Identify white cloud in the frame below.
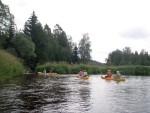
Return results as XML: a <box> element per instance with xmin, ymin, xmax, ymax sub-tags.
<box><xmin>121</xmin><ymin>28</ymin><xmax>150</xmax><ymax>39</ymax></box>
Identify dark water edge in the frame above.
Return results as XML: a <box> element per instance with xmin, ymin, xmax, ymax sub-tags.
<box><xmin>0</xmin><ymin>75</ymin><xmax>150</xmax><ymax>113</ymax></box>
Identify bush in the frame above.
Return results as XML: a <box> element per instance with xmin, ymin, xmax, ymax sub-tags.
<box><xmin>135</xmin><ymin>66</ymin><xmax>150</xmax><ymax>75</ymax></box>
<box><xmin>35</xmin><ymin>62</ymin><xmax>101</xmax><ymax>74</ymax></box>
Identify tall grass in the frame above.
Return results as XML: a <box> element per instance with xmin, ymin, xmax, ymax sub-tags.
<box><xmin>98</xmin><ymin>65</ymin><xmax>136</xmax><ymax>75</ymax></box>
<box><xmin>0</xmin><ymin>49</ymin><xmax>26</xmax><ymax>83</ymax></box>
<box><xmin>35</xmin><ymin>62</ymin><xmax>150</xmax><ymax>75</ymax></box>
<box><xmin>35</xmin><ymin>62</ymin><xmax>101</xmax><ymax>74</ymax></box>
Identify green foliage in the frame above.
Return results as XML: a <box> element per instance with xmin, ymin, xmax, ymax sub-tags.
<box><xmin>53</xmin><ymin>24</ymin><xmax>72</xmax><ymax>62</ymax></box>
<box><xmin>71</xmin><ymin>66</ymin><xmax>80</xmax><ymax>74</ymax></box>
<box><xmin>55</xmin><ymin>66</ymin><xmax>66</xmax><ymax>74</ymax></box>
<box><xmin>78</xmin><ymin>33</ymin><xmax>92</xmax><ymax>63</ymax></box>
<box><xmin>91</xmin><ymin>66</ymin><xmax>101</xmax><ymax>74</ymax></box>
<box><xmin>35</xmin><ymin>62</ymin><xmax>101</xmax><ymax>74</ymax></box>
<box><xmin>36</xmin><ymin>63</ymin><xmax>150</xmax><ymax>75</ymax></box>
<box><xmin>11</xmin><ymin>32</ymin><xmax>36</xmax><ymax>69</ymax></box>
<box><xmin>135</xmin><ymin>66</ymin><xmax>150</xmax><ymax>75</ymax></box>
<box><xmin>106</xmin><ymin>47</ymin><xmax>150</xmax><ymax>66</ymax></box>
<box><xmin>0</xmin><ymin>0</ymin><xmax>15</xmax><ymax>49</ymax></box>
<box><xmin>0</xmin><ymin>49</ymin><xmax>25</xmax><ymax>83</ymax></box>
<box><xmin>24</xmin><ymin>12</ymin><xmax>54</xmax><ymax>68</ymax></box>
<box><xmin>0</xmin><ymin>34</ymin><xmax>7</xmax><ymax>48</ymax></box>
<box><xmin>0</xmin><ymin>1</ymin><xmax>93</xmax><ymax>71</ymax></box>
<box><xmin>99</xmin><ymin>65</ymin><xmax>150</xmax><ymax>75</ymax></box>
<box><xmin>0</xmin><ymin>0</ymin><xmax>13</xmax><ymax>30</ymax></box>
<box><xmin>12</xmin><ymin>32</ymin><xmax>36</xmax><ymax>58</ymax></box>
<box><xmin>72</xmin><ymin>45</ymin><xmax>79</xmax><ymax>63</ymax></box>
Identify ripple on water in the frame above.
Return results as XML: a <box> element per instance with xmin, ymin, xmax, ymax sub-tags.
<box><xmin>1</xmin><ymin>75</ymin><xmax>150</xmax><ymax>113</ymax></box>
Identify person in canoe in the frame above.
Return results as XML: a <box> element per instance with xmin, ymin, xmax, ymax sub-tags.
<box><xmin>105</xmin><ymin>70</ymin><xmax>112</xmax><ymax>78</ymax></box>
<box><xmin>79</xmin><ymin>70</ymin><xmax>84</xmax><ymax>76</ymax></box>
<box><xmin>115</xmin><ymin>71</ymin><xmax>121</xmax><ymax>78</ymax></box>
<box><xmin>83</xmin><ymin>70</ymin><xmax>88</xmax><ymax>76</ymax></box>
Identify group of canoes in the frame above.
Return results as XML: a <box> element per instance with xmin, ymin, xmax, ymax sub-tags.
<box><xmin>37</xmin><ymin>69</ymin><xmax>125</xmax><ymax>81</ymax></box>
<box><xmin>76</xmin><ymin>70</ymin><xmax>125</xmax><ymax>81</ymax></box>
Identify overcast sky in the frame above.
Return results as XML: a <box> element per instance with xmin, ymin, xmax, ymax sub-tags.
<box><xmin>3</xmin><ymin>0</ymin><xmax>150</xmax><ymax>63</ymax></box>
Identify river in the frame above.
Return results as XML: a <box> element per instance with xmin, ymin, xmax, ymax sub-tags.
<box><xmin>0</xmin><ymin>74</ymin><xmax>150</xmax><ymax>113</ymax></box>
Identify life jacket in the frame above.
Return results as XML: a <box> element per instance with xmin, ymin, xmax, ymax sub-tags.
<box><xmin>107</xmin><ymin>72</ymin><xmax>112</xmax><ymax>77</ymax></box>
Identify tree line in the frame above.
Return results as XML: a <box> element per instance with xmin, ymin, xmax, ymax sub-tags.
<box><xmin>1</xmin><ymin>0</ymin><xmax>150</xmax><ymax>72</ymax></box>
<box><xmin>0</xmin><ymin>0</ymin><xmax>92</xmax><ymax>71</ymax></box>
<box><xmin>106</xmin><ymin>47</ymin><xmax>150</xmax><ymax>66</ymax></box>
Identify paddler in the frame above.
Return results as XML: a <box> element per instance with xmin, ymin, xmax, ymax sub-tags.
<box><xmin>105</xmin><ymin>70</ymin><xmax>112</xmax><ymax>78</ymax></box>
<box><xmin>115</xmin><ymin>71</ymin><xmax>121</xmax><ymax>78</ymax></box>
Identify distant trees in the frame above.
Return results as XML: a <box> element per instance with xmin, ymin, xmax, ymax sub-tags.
<box><xmin>106</xmin><ymin>47</ymin><xmax>150</xmax><ymax>66</ymax></box>
<box><xmin>78</xmin><ymin>33</ymin><xmax>92</xmax><ymax>63</ymax></box>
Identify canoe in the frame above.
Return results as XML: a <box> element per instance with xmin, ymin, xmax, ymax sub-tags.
<box><xmin>101</xmin><ymin>75</ymin><xmax>125</xmax><ymax>81</ymax></box>
<box><xmin>76</xmin><ymin>74</ymin><xmax>89</xmax><ymax>79</ymax></box>
<box><xmin>38</xmin><ymin>72</ymin><xmax>57</xmax><ymax>76</ymax></box>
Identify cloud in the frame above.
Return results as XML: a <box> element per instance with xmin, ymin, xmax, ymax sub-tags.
<box><xmin>121</xmin><ymin>28</ymin><xmax>150</xmax><ymax>39</ymax></box>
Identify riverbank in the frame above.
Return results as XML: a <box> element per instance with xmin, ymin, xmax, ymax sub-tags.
<box><xmin>35</xmin><ymin>62</ymin><xmax>150</xmax><ymax>75</ymax></box>
<box><xmin>0</xmin><ymin>49</ymin><xmax>26</xmax><ymax>84</ymax></box>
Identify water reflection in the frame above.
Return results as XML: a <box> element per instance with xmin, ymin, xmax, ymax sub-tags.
<box><xmin>0</xmin><ymin>75</ymin><xmax>150</xmax><ymax>113</ymax></box>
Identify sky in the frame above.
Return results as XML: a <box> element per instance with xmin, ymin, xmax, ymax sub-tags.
<box><xmin>2</xmin><ymin>0</ymin><xmax>150</xmax><ymax>63</ymax></box>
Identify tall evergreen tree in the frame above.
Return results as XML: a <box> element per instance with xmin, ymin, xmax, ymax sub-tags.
<box><xmin>24</xmin><ymin>11</ymin><xmax>38</xmax><ymax>42</ymax></box>
<box><xmin>44</xmin><ymin>24</ymin><xmax>52</xmax><ymax>36</ymax></box>
<box><xmin>24</xmin><ymin>11</ymin><xmax>51</xmax><ymax>69</ymax></box>
<box><xmin>5</xmin><ymin>16</ymin><xmax>16</xmax><ymax>49</ymax></box>
<box><xmin>72</xmin><ymin>44</ymin><xmax>79</xmax><ymax>63</ymax></box>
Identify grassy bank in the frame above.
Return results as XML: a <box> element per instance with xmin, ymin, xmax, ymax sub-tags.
<box><xmin>35</xmin><ymin>62</ymin><xmax>150</xmax><ymax>75</ymax></box>
<box><xmin>99</xmin><ymin>65</ymin><xmax>150</xmax><ymax>75</ymax></box>
<box><xmin>0</xmin><ymin>49</ymin><xmax>26</xmax><ymax>83</ymax></box>
<box><xmin>35</xmin><ymin>62</ymin><xmax>101</xmax><ymax>74</ymax></box>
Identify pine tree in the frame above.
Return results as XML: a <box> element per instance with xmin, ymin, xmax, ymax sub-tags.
<box><xmin>72</xmin><ymin>44</ymin><xmax>79</xmax><ymax>63</ymax></box>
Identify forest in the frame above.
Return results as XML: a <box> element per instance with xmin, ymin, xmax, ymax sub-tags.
<box><xmin>1</xmin><ymin>0</ymin><xmax>150</xmax><ymax>73</ymax></box>
<box><xmin>0</xmin><ymin>0</ymin><xmax>93</xmax><ymax>71</ymax></box>
<box><xmin>106</xmin><ymin>47</ymin><xmax>150</xmax><ymax>66</ymax></box>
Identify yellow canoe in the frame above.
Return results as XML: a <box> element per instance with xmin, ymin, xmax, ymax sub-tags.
<box><xmin>101</xmin><ymin>75</ymin><xmax>125</xmax><ymax>81</ymax></box>
<box><xmin>76</xmin><ymin>74</ymin><xmax>89</xmax><ymax>79</ymax></box>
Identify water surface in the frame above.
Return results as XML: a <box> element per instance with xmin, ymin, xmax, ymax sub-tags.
<box><xmin>0</xmin><ymin>75</ymin><xmax>150</xmax><ymax>113</ymax></box>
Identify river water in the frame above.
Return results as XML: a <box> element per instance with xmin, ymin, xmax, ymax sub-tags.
<box><xmin>0</xmin><ymin>75</ymin><xmax>150</xmax><ymax>113</ymax></box>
